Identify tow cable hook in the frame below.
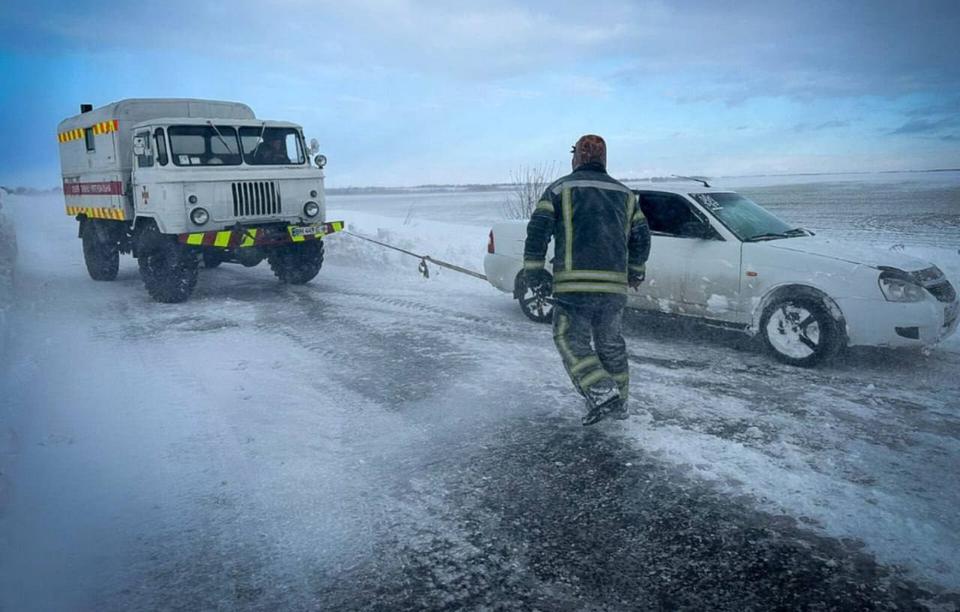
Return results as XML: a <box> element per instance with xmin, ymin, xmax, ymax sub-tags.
<box><xmin>343</xmin><ymin>230</ymin><xmax>487</xmax><ymax>282</ymax></box>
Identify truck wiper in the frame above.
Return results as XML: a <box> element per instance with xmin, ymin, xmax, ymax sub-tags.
<box><xmin>250</xmin><ymin>121</ymin><xmax>267</xmax><ymax>158</ymax></box>
<box><xmin>206</xmin><ymin>121</ymin><xmax>235</xmax><ymax>155</ymax></box>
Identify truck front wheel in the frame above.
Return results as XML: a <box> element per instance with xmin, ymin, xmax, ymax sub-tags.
<box><xmin>267</xmin><ymin>241</ymin><xmax>324</xmax><ymax>284</ymax></box>
<box><xmin>202</xmin><ymin>250</ymin><xmax>223</xmax><ymax>269</ymax></box>
<box><xmin>81</xmin><ymin>220</ymin><xmax>119</xmax><ymax>281</ymax></box>
<box><xmin>138</xmin><ymin>239</ymin><xmax>199</xmax><ymax>303</ymax></box>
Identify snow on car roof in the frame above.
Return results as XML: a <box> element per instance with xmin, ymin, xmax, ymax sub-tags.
<box><xmin>625</xmin><ymin>181</ymin><xmax>733</xmax><ymax>195</ymax></box>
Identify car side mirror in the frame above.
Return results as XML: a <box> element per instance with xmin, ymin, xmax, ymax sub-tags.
<box><xmin>308</xmin><ymin>138</ymin><xmax>320</xmax><ymax>155</ymax></box>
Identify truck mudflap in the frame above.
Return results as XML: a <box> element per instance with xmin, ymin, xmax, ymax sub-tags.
<box><xmin>178</xmin><ymin>221</ymin><xmax>344</xmax><ymax>249</ymax></box>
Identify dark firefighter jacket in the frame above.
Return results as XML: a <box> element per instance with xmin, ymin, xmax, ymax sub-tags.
<box><xmin>524</xmin><ymin>162</ymin><xmax>651</xmax><ymax>296</ymax></box>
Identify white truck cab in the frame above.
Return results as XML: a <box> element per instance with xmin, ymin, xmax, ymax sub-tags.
<box><xmin>57</xmin><ymin>98</ymin><xmax>342</xmax><ymax>302</ymax></box>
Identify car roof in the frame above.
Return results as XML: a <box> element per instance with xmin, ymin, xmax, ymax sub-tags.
<box><xmin>625</xmin><ymin>181</ymin><xmax>733</xmax><ymax>195</ymax></box>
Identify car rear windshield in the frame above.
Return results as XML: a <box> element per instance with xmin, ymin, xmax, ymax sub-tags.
<box><xmin>690</xmin><ymin>192</ymin><xmax>793</xmax><ymax>240</ymax></box>
<box><xmin>239</xmin><ymin>127</ymin><xmax>305</xmax><ymax>165</ymax></box>
<box><xmin>168</xmin><ymin>126</ymin><xmax>241</xmax><ymax>166</ymax></box>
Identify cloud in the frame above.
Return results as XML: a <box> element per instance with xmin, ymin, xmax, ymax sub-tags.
<box><xmin>904</xmin><ymin>99</ymin><xmax>960</xmax><ymax>117</ymax></box>
<box><xmin>794</xmin><ymin>120</ymin><xmax>851</xmax><ymax>132</ymax></box>
<box><xmin>5</xmin><ymin>0</ymin><xmax>957</xmax><ymax>100</ymax></box>
<box><xmin>889</xmin><ymin>117</ymin><xmax>959</xmax><ymax>135</ymax></box>
<box><xmin>0</xmin><ymin>0</ymin><xmax>639</xmax><ymax>81</ymax></box>
<box><xmin>616</xmin><ymin>0</ymin><xmax>960</xmax><ymax>103</ymax></box>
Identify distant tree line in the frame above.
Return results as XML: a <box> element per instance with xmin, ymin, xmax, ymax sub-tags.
<box><xmin>0</xmin><ymin>186</ymin><xmax>62</xmax><ymax>195</ymax></box>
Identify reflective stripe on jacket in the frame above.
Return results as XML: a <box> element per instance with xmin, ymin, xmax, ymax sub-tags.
<box><xmin>524</xmin><ymin>163</ymin><xmax>650</xmax><ymax>295</ymax></box>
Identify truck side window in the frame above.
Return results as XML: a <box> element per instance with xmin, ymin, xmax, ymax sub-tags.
<box><xmin>136</xmin><ymin>131</ymin><xmax>153</xmax><ymax>168</ymax></box>
<box><xmin>154</xmin><ymin>128</ymin><xmax>168</xmax><ymax>166</ymax></box>
<box><xmin>84</xmin><ymin>128</ymin><xmax>95</xmax><ymax>152</ymax></box>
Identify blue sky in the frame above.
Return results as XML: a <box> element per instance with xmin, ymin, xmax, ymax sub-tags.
<box><xmin>1</xmin><ymin>0</ymin><xmax>958</xmax><ymax>188</ymax></box>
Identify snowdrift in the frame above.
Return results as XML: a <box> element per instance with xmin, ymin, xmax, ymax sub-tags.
<box><xmin>325</xmin><ymin>209</ymin><xmax>491</xmax><ymax>281</ymax></box>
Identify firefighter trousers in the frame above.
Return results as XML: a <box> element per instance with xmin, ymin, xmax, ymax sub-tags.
<box><xmin>552</xmin><ymin>295</ymin><xmax>629</xmax><ymax>408</ymax></box>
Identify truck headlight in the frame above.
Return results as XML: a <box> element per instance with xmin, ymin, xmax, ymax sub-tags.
<box><xmin>303</xmin><ymin>201</ymin><xmax>320</xmax><ymax>218</ymax></box>
<box><xmin>879</xmin><ymin>272</ymin><xmax>926</xmax><ymax>302</ymax></box>
<box><xmin>190</xmin><ymin>207</ymin><xmax>210</xmax><ymax>225</ymax></box>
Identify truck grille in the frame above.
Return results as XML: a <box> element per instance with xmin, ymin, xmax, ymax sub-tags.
<box><xmin>232</xmin><ymin>181</ymin><xmax>281</xmax><ymax>217</ymax></box>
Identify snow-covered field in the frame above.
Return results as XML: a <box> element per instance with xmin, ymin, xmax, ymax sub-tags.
<box><xmin>1</xmin><ymin>172</ymin><xmax>959</xmax><ymax>609</ymax></box>
<box><xmin>0</xmin><ymin>188</ymin><xmax>17</xmax><ymax>350</ymax></box>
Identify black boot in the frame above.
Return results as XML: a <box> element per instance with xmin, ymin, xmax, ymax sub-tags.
<box><xmin>582</xmin><ymin>397</ymin><xmax>625</xmax><ymax>426</ymax></box>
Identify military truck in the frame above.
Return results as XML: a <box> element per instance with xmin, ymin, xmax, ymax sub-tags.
<box><xmin>57</xmin><ymin>98</ymin><xmax>342</xmax><ymax>302</ymax></box>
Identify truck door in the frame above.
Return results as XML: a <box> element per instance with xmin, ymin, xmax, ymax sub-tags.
<box><xmin>131</xmin><ymin>127</ymin><xmax>168</xmax><ymax>216</ymax></box>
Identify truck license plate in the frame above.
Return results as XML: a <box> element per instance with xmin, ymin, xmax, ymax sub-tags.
<box><xmin>290</xmin><ymin>225</ymin><xmax>322</xmax><ymax>238</ymax></box>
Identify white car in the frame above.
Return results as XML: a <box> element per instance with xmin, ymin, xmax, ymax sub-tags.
<box><xmin>484</xmin><ymin>182</ymin><xmax>958</xmax><ymax>366</ymax></box>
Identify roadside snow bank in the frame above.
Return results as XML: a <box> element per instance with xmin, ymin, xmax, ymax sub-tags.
<box><xmin>0</xmin><ymin>188</ymin><xmax>17</xmax><ymax>344</ymax></box>
<box><xmin>326</xmin><ymin>209</ymin><xmax>489</xmax><ymax>280</ymax></box>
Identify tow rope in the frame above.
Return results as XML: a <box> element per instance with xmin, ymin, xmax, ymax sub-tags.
<box><xmin>343</xmin><ymin>231</ymin><xmax>487</xmax><ymax>281</ymax></box>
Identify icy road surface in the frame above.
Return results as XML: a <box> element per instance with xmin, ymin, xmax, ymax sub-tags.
<box><xmin>2</xmin><ymin>176</ymin><xmax>960</xmax><ymax>610</ymax></box>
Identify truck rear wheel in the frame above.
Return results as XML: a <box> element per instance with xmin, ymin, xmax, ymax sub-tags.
<box><xmin>138</xmin><ymin>239</ymin><xmax>199</xmax><ymax>303</ymax></box>
<box><xmin>267</xmin><ymin>241</ymin><xmax>324</xmax><ymax>284</ymax></box>
<box><xmin>81</xmin><ymin>220</ymin><xmax>119</xmax><ymax>281</ymax></box>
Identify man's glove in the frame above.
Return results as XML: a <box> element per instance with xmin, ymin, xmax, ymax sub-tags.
<box><xmin>525</xmin><ymin>268</ymin><xmax>553</xmax><ymax>292</ymax></box>
<box><xmin>628</xmin><ymin>270</ymin><xmax>645</xmax><ymax>290</ymax></box>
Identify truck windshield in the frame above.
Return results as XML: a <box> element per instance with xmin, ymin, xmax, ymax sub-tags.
<box><xmin>689</xmin><ymin>192</ymin><xmax>796</xmax><ymax>241</ymax></box>
<box><xmin>240</xmin><ymin>127</ymin><xmax>305</xmax><ymax>165</ymax></box>
<box><xmin>168</xmin><ymin>126</ymin><xmax>241</xmax><ymax>166</ymax></box>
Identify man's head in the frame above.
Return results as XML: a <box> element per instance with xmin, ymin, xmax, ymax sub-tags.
<box><xmin>571</xmin><ymin>134</ymin><xmax>606</xmax><ymax>170</ymax></box>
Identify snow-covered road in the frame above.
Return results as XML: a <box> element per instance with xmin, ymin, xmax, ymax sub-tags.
<box><xmin>2</xmin><ymin>180</ymin><xmax>959</xmax><ymax>609</ymax></box>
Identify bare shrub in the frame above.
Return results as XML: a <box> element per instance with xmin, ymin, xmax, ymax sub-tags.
<box><xmin>502</xmin><ymin>162</ymin><xmax>558</xmax><ymax>220</ymax></box>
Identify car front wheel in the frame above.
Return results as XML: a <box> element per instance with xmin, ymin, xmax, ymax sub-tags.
<box><xmin>760</xmin><ymin>296</ymin><xmax>840</xmax><ymax>367</ymax></box>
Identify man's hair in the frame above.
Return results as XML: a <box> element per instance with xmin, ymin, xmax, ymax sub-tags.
<box><xmin>572</xmin><ymin>134</ymin><xmax>606</xmax><ymax>170</ymax></box>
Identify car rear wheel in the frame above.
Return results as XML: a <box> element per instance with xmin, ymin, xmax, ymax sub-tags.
<box><xmin>515</xmin><ymin>272</ymin><xmax>554</xmax><ymax>323</ymax></box>
<box><xmin>760</xmin><ymin>296</ymin><xmax>840</xmax><ymax>367</ymax></box>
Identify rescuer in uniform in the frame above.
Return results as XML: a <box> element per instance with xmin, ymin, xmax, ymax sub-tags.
<box><xmin>523</xmin><ymin>135</ymin><xmax>651</xmax><ymax>425</ymax></box>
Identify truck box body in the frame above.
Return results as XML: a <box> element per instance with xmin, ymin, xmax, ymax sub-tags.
<box><xmin>57</xmin><ymin>99</ymin><xmax>256</xmax><ymax>220</ymax></box>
